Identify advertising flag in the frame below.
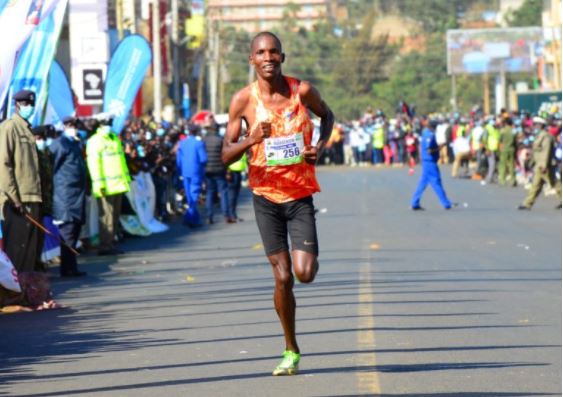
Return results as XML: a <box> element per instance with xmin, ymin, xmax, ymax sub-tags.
<box><xmin>103</xmin><ymin>34</ymin><xmax>152</xmax><ymax>134</ymax></box>
<box><xmin>7</xmin><ymin>0</ymin><xmax>68</xmax><ymax>126</ymax></box>
<box><xmin>182</xmin><ymin>82</ymin><xmax>191</xmax><ymax>119</ymax></box>
<box><xmin>0</xmin><ymin>0</ymin><xmax>61</xmax><ymax>112</ymax></box>
<box><xmin>0</xmin><ymin>0</ymin><xmax>10</xmax><ymax>14</ymax></box>
<box><xmin>45</xmin><ymin>60</ymin><xmax>75</xmax><ymax>125</ymax></box>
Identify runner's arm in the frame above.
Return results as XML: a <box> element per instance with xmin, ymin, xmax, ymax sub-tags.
<box><xmin>222</xmin><ymin>89</ymin><xmax>259</xmax><ymax>166</ymax></box>
<box><xmin>299</xmin><ymin>82</ymin><xmax>334</xmax><ymax>153</ymax></box>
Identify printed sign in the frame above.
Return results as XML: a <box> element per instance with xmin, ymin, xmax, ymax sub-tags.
<box><xmin>78</xmin><ymin>64</ymin><xmax>106</xmax><ymax>105</ymax></box>
<box><xmin>265</xmin><ymin>133</ymin><xmax>304</xmax><ymax>166</ymax></box>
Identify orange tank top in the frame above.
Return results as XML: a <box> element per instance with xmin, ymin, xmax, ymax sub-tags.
<box><xmin>247</xmin><ymin>76</ymin><xmax>320</xmax><ymax>204</ymax></box>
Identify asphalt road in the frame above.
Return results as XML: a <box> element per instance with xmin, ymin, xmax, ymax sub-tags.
<box><xmin>1</xmin><ymin>166</ymin><xmax>561</xmax><ymax>397</ymax></box>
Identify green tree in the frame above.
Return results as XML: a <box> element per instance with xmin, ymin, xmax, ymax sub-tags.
<box><xmin>220</xmin><ymin>27</ymin><xmax>252</xmax><ymax>112</ymax></box>
<box><xmin>372</xmin><ymin>34</ymin><xmax>484</xmax><ymax>116</ymax></box>
<box><xmin>505</xmin><ymin>0</ymin><xmax>543</xmax><ymax>27</ymax></box>
<box><xmin>333</xmin><ymin>12</ymin><xmax>395</xmax><ymax>96</ymax></box>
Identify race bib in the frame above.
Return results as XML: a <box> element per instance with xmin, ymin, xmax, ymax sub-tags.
<box><xmin>264</xmin><ymin>133</ymin><xmax>304</xmax><ymax>166</ymax></box>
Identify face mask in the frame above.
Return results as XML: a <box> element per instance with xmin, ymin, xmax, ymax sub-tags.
<box><xmin>46</xmin><ymin>138</ymin><xmax>53</xmax><ymax>147</ymax></box>
<box><xmin>137</xmin><ymin>145</ymin><xmax>145</xmax><ymax>158</ymax></box>
<box><xmin>145</xmin><ymin>132</ymin><xmax>153</xmax><ymax>140</ymax></box>
<box><xmin>64</xmin><ymin>128</ymin><xmax>77</xmax><ymax>139</ymax></box>
<box><xmin>156</xmin><ymin>128</ymin><xmax>165</xmax><ymax>137</ymax></box>
<box><xmin>131</xmin><ymin>133</ymin><xmax>139</xmax><ymax>141</ymax></box>
<box><xmin>36</xmin><ymin>139</ymin><xmax>46</xmax><ymax>151</ymax></box>
<box><xmin>100</xmin><ymin>126</ymin><xmax>111</xmax><ymax>135</ymax></box>
<box><xmin>201</xmin><ymin>128</ymin><xmax>208</xmax><ymax>136</ymax></box>
<box><xmin>78</xmin><ymin>130</ymin><xmax>87</xmax><ymax>140</ymax></box>
<box><xmin>19</xmin><ymin>105</ymin><xmax>35</xmax><ymax>120</ymax></box>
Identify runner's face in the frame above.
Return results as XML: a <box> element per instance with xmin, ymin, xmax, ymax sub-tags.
<box><xmin>250</xmin><ymin>36</ymin><xmax>284</xmax><ymax>80</ymax></box>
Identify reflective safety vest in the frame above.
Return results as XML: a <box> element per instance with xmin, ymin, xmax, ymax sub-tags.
<box><xmin>86</xmin><ymin>130</ymin><xmax>131</xmax><ymax>197</ymax></box>
<box><xmin>228</xmin><ymin>153</ymin><xmax>247</xmax><ymax>172</ymax></box>
<box><xmin>372</xmin><ymin>127</ymin><xmax>385</xmax><ymax>149</ymax></box>
<box><xmin>485</xmin><ymin>125</ymin><xmax>500</xmax><ymax>152</ymax></box>
<box><xmin>457</xmin><ymin>125</ymin><xmax>465</xmax><ymax>138</ymax></box>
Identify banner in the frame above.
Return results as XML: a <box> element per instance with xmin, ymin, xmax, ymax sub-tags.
<box><xmin>44</xmin><ymin>60</ymin><xmax>75</xmax><ymax>126</ymax></box>
<box><xmin>182</xmin><ymin>82</ymin><xmax>191</xmax><ymax>119</ymax></box>
<box><xmin>41</xmin><ymin>216</ymin><xmax>61</xmax><ymax>262</ymax></box>
<box><xmin>103</xmin><ymin>34</ymin><xmax>152</xmax><ymax>134</ymax></box>
<box><xmin>0</xmin><ymin>0</ymin><xmax>61</xmax><ymax>113</ymax></box>
<box><xmin>125</xmin><ymin>172</ymin><xmax>169</xmax><ymax>234</ymax></box>
<box><xmin>0</xmin><ymin>0</ymin><xmax>10</xmax><ymax>14</ymax></box>
<box><xmin>447</xmin><ymin>28</ymin><xmax>543</xmax><ymax>75</ymax></box>
<box><xmin>7</xmin><ymin>0</ymin><xmax>68</xmax><ymax>126</ymax></box>
<box><xmin>68</xmin><ymin>0</ymin><xmax>109</xmax><ymax>106</ymax></box>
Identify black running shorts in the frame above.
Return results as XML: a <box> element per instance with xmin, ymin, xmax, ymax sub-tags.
<box><xmin>252</xmin><ymin>194</ymin><xmax>319</xmax><ymax>256</ymax></box>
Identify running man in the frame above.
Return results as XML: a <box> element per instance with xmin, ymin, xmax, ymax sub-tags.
<box><xmin>222</xmin><ymin>32</ymin><xmax>334</xmax><ymax>376</ymax></box>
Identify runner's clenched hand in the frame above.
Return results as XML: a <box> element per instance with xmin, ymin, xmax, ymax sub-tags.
<box><xmin>302</xmin><ymin>145</ymin><xmax>318</xmax><ymax>165</ymax></box>
<box><xmin>249</xmin><ymin>121</ymin><xmax>272</xmax><ymax>145</ymax></box>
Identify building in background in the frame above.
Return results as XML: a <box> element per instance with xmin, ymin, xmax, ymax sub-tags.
<box><xmin>207</xmin><ymin>0</ymin><xmax>329</xmax><ymax>32</ymax></box>
<box><xmin>541</xmin><ymin>0</ymin><xmax>561</xmax><ymax>90</ymax></box>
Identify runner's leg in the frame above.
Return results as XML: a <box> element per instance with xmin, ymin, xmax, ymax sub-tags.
<box><xmin>292</xmin><ymin>250</ymin><xmax>318</xmax><ymax>283</ymax></box>
<box><xmin>253</xmin><ymin>194</ymin><xmax>299</xmax><ymax>352</ymax></box>
<box><xmin>287</xmin><ymin>196</ymin><xmax>319</xmax><ymax>283</ymax></box>
<box><xmin>269</xmin><ymin>251</ymin><xmax>299</xmax><ymax>353</ymax></box>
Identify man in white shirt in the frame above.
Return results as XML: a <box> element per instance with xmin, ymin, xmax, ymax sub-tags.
<box><xmin>435</xmin><ymin>119</ymin><xmax>449</xmax><ymax>164</ymax></box>
<box><xmin>452</xmin><ymin>132</ymin><xmax>471</xmax><ymax>178</ymax></box>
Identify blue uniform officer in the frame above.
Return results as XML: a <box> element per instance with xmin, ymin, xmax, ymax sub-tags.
<box><xmin>411</xmin><ymin>119</ymin><xmax>452</xmax><ymax>210</ymax></box>
<box><xmin>176</xmin><ymin>127</ymin><xmax>208</xmax><ymax>226</ymax></box>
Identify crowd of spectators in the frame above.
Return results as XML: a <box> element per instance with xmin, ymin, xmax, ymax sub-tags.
<box><xmin>320</xmin><ymin>106</ymin><xmax>562</xmax><ymax>193</ymax></box>
<box><xmin>0</xmin><ymin>98</ymin><xmax>245</xmax><ymax>309</ymax></box>
<box><xmin>0</xmin><ymin>90</ymin><xmax>560</xmax><ymax>310</ymax></box>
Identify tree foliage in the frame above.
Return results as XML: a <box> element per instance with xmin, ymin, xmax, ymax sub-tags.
<box><xmin>333</xmin><ymin>12</ymin><xmax>395</xmax><ymax>96</ymax></box>
<box><xmin>217</xmin><ymin>0</ymin><xmax>502</xmax><ymax>119</ymax></box>
<box><xmin>505</xmin><ymin>0</ymin><xmax>543</xmax><ymax>27</ymax></box>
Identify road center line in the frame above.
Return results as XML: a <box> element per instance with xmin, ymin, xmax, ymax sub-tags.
<box><xmin>357</xmin><ymin>256</ymin><xmax>381</xmax><ymax>395</ymax></box>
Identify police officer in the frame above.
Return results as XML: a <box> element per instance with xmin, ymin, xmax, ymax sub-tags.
<box><xmin>0</xmin><ymin>89</ymin><xmax>44</xmax><ymax>273</ymax></box>
<box><xmin>50</xmin><ymin>117</ymin><xmax>87</xmax><ymax>276</ymax></box>
<box><xmin>498</xmin><ymin>117</ymin><xmax>517</xmax><ymax>187</ymax></box>
<box><xmin>31</xmin><ymin>125</ymin><xmax>55</xmax><ymax>218</ymax></box>
<box><xmin>411</xmin><ymin>116</ymin><xmax>454</xmax><ymax>210</ymax></box>
<box><xmin>518</xmin><ymin>117</ymin><xmax>562</xmax><ymax>210</ymax></box>
<box><xmin>483</xmin><ymin>118</ymin><xmax>500</xmax><ymax>184</ymax></box>
<box><xmin>86</xmin><ymin>118</ymin><xmax>130</xmax><ymax>255</ymax></box>
<box><xmin>176</xmin><ymin>125</ymin><xmax>207</xmax><ymax>227</ymax></box>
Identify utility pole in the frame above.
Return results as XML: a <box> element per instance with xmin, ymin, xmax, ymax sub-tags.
<box><xmin>129</xmin><ymin>0</ymin><xmax>136</xmax><ymax>34</ymax></box>
<box><xmin>208</xmin><ymin>18</ymin><xmax>218</xmax><ymax>114</ymax></box>
<box><xmin>152</xmin><ymin>0</ymin><xmax>162</xmax><ymax>122</ymax></box>
<box><xmin>171</xmin><ymin>0</ymin><xmax>180</xmax><ymax>120</ymax></box>
<box><xmin>553</xmin><ymin>26</ymin><xmax>562</xmax><ymax>90</ymax></box>
<box><xmin>214</xmin><ymin>28</ymin><xmax>220</xmax><ymax>112</ymax></box>
<box><xmin>219</xmin><ymin>63</ymin><xmax>225</xmax><ymax>113</ymax></box>
<box><xmin>451</xmin><ymin>74</ymin><xmax>457</xmax><ymax>113</ymax></box>
<box><xmin>495</xmin><ymin>69</ymin><xmax>506</xmax><ymax>115</ymax></box>
<box><xmin>197</xmin><ymin>52</ymin><xmax>205</xmax><ymax>112</ymax></box>
<box><xmin>483</xmin><ymin>73</ymin><xmax>490</xmax><ymax>115</ymax></box>
<box><xmin>116</xmin><ymin>0</ymin><xmax>124</xmax><ymax>40</ymax></box>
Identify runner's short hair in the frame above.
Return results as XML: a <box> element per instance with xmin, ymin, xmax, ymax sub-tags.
<box><xmin>250</xmin><ymin>31</ymin><xmax>282</xmax><ymax>52</ymax></box>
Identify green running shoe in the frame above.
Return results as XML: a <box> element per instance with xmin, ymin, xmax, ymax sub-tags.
<box><xmin>272</xmin><ymin>350</ymin><xmax>300</xmax><ymax>376</ymax></box>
